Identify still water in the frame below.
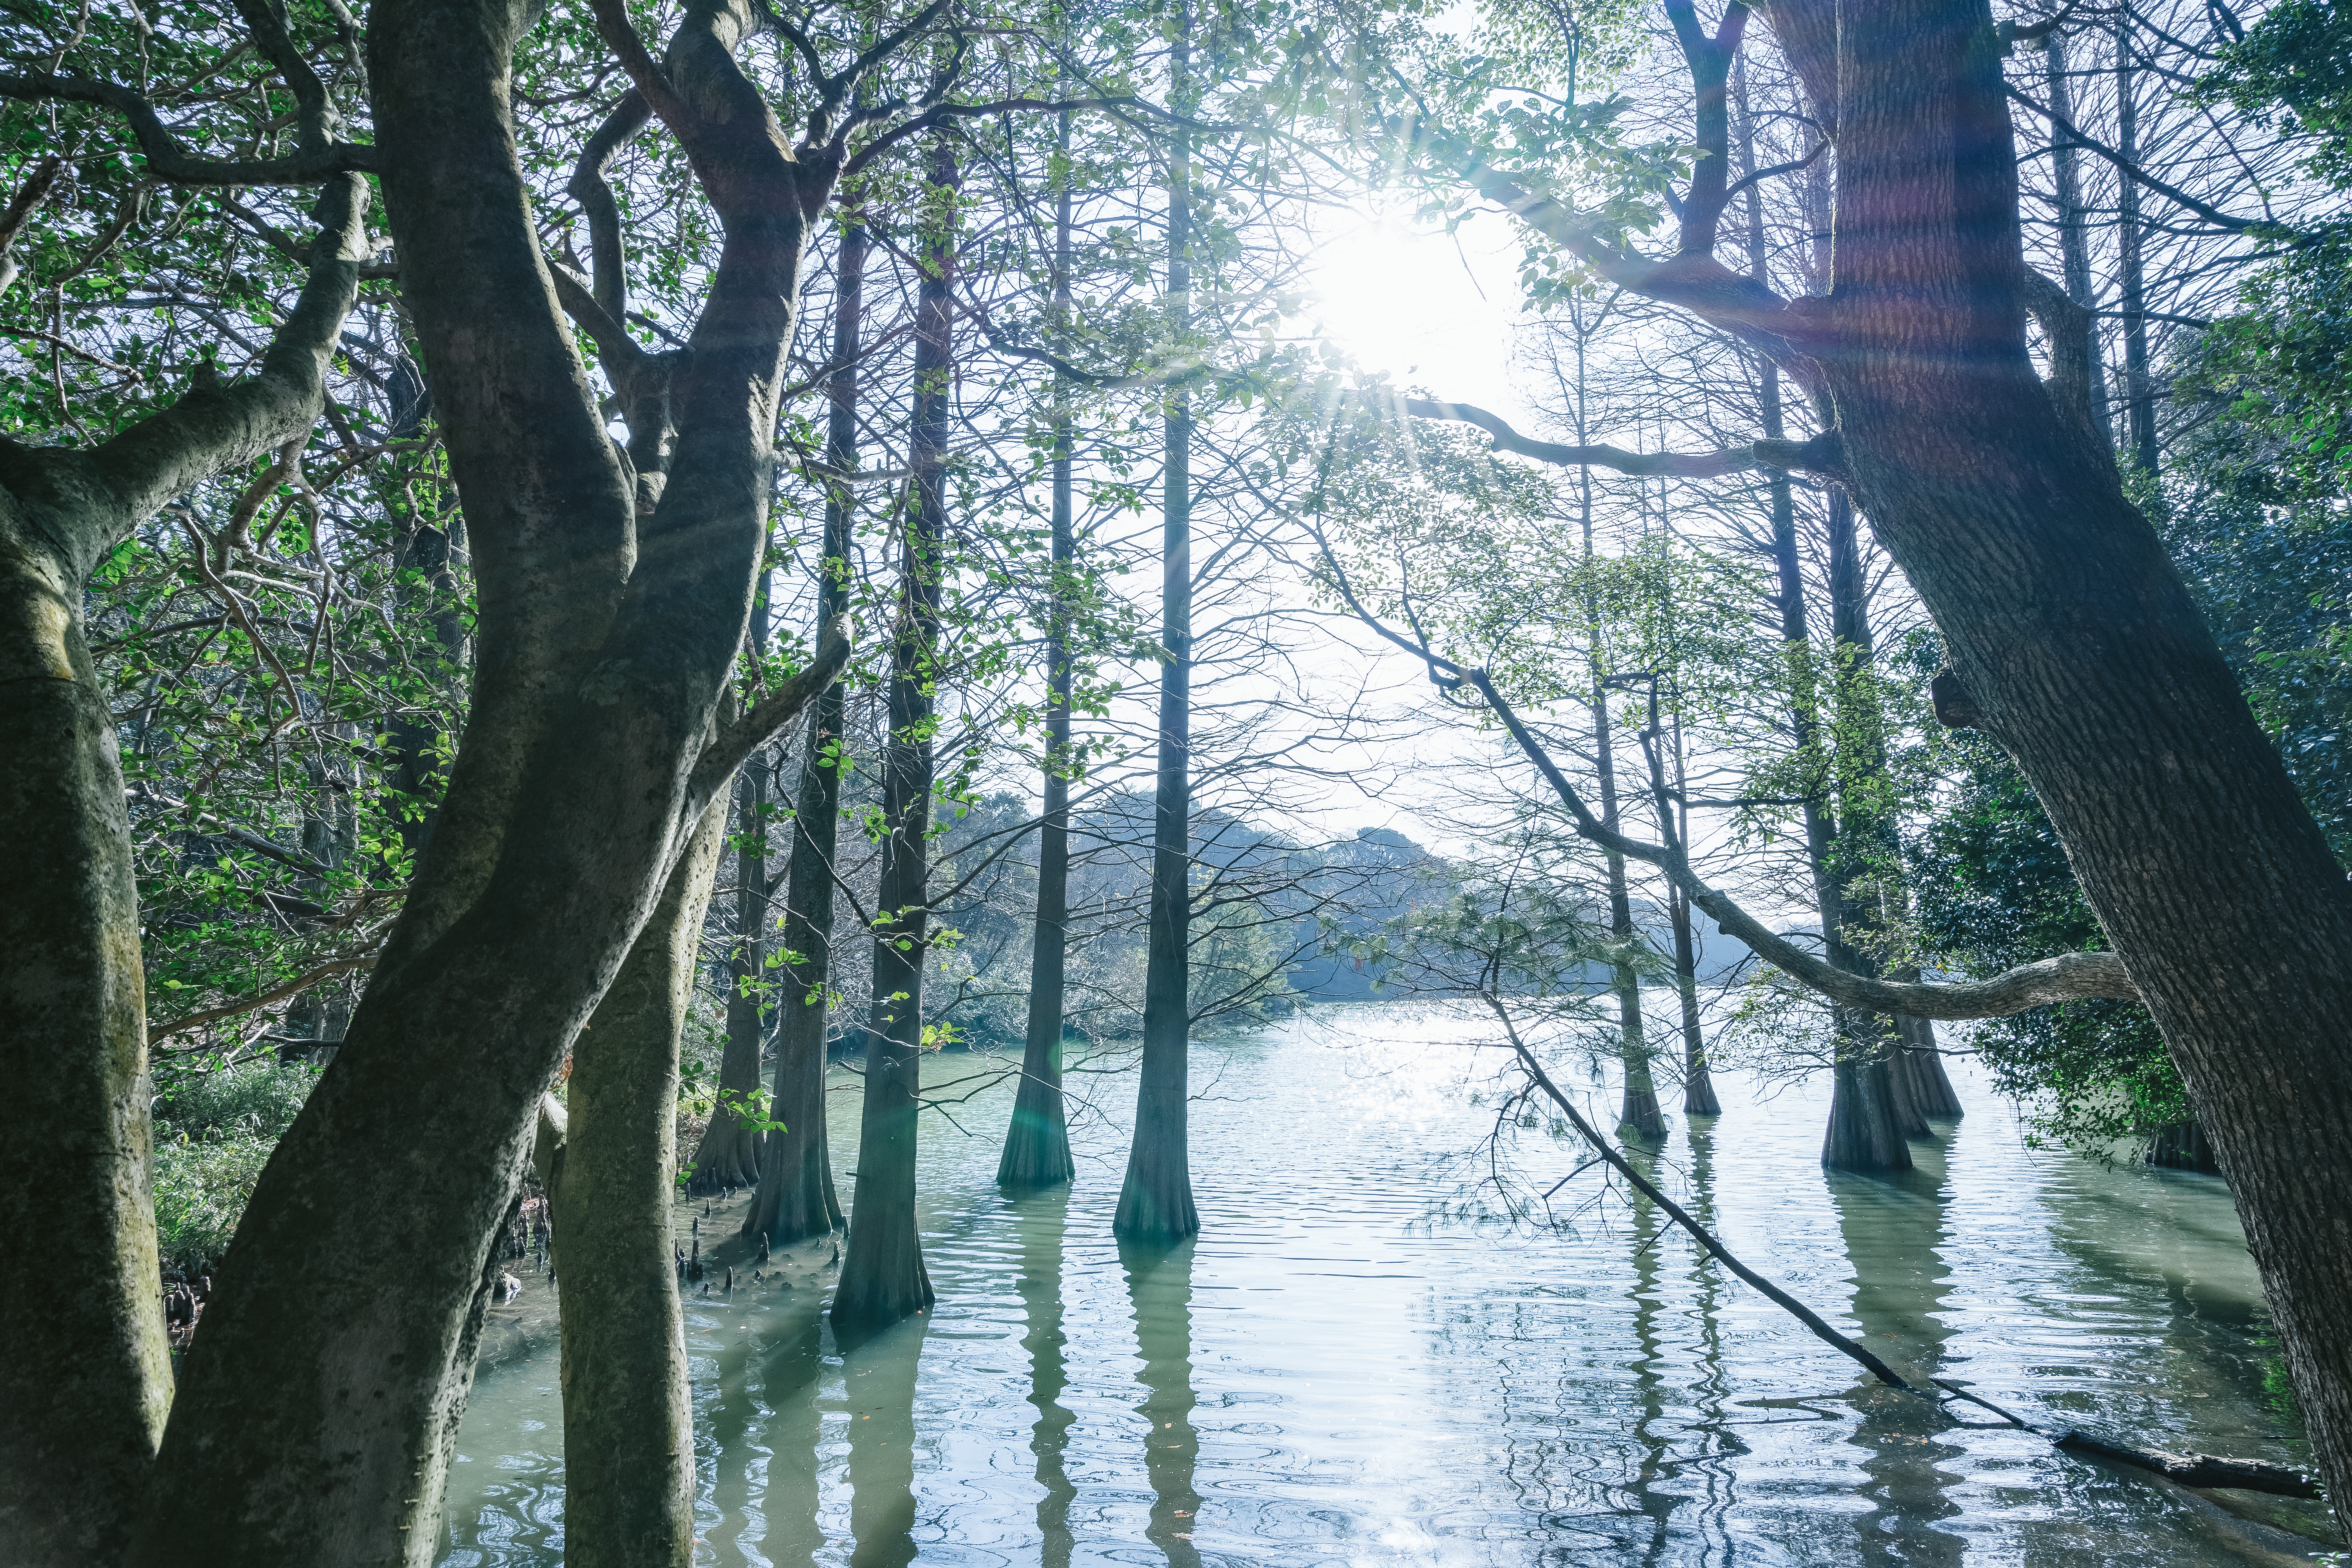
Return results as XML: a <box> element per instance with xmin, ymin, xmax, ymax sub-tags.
<box><xmin>438</xmin><ymin>1003</ymin><xmax>2328</xmax><ymax>1566</ymax></box>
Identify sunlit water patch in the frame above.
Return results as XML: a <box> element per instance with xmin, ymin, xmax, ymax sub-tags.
<box><xmin>439</xmin><ymin>1002</ymin><xmax>2325</xmax><ymax>1566</ymax></box>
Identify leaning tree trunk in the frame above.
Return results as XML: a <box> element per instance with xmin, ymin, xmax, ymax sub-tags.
<box><xmin>123</xmin><ymin>0</ymin><xmax>849</xmax><ymax>1553</ymax></box>
<box><xmin>834</xmin><ymin>129</ymin><xmax>956</xmax><ymax>1336</ymax></box>
<box><xmin>744</xmin><ymin>207</ymin><xmax>866</xmax><ymax>1249</ymax></box>
<box><xmin>690</xmin><ymin>757</ymin><xmax>769</xmax><ymax>1193</ymax></box>
<box><xmin>0</xmin><ymin>174</ymin><xmax>367</xmax><ymax>1568</ymax></box>
<box><xmin>1116</xmin><ymin>29</ymin><xmax>1202</xmax><ymax>1245</ymax></box>
<box><xmin>1000</xmin><ymin>114</ymin><xmax>1080</xmax><ymax>1194</ymax></box>
<box><xmin>1757</xmin><ymin>0</ymin><xmax>2352</xmax><ymax>1504</ymax></box>
<box><xmin>542</xmin><ymin>796</ymin><xmax>727</xmax><ymax>1568</ymax></box>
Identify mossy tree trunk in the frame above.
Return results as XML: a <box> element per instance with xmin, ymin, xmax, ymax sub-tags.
<box><xmin>745</xmin><ymin>209</ymin><xmax>865</xmax><ymax>1249</ymax></box>
<box><xmin>690</xmin><ymin>726</ymin><xmax>769</xmax><ymax>1194</ymax></box>
<box><xmin>122</xmin><ymin>0</ymin><xmax>857</xmax><ymax>1550</ymax></box>
<box><xmin>0</xmin><ymin>174</ymin><xmax>367</xmax><ymax>1567</ymax></box>
<box><xmin>544</xmin><ymin>796</ymin><xmax>727</xmax><ymax>1568</ymax></box>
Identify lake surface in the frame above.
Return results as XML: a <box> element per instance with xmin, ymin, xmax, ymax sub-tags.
<box><xmin>437</xmin><ymin>1002</ymin><xmax>2330</xmax><ymax>1566</ymax></box>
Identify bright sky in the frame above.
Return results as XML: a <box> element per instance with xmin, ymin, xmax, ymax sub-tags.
<box><xmin>1298</xmin><ymin>205</ymin><xmax>1543</xmax><ymax>431</ymax></box>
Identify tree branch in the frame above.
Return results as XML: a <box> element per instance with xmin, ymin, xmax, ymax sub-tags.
<box><xmin>151</xmin><ymin>951</ymin><xmax>381</xmax><ymax>1044</ymax></box>
<box><xmin>1404</xmin><ymin>396</ymin><xmax>1844</xmax><ymax>479</ymax></box>
<box><xmin>2005</xmin><ymin>83</ymin><xmax>2267</xmax><ymax>233</ymax></box>
<box><xmin>686</xmin><ymin>615</ymin><xmax>854</xmax><ymax>816</ymax></box>
<box><xmin>1308</xmin><ymin>531</ymin><xmax>2141</xmax><ymax>1020</ymax></box>
<box><xmin>0</xmin><ymin>73</ymin><xmax>378</xmax><ymax>184</ymax></box>
<box><xmin>0</xmin><ymin>154</ymin><xmax>65</xmax><ymax>294</ymax></box>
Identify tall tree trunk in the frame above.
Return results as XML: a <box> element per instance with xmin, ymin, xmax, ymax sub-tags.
<box><xmin>1824</xmin><ymin>489</ymin><xmax>1929</xmax><ymax>1142</ymax></box>
<box><xmin>1562</xmin><ymin>292</ymin><xmax>1664</xmax><ymax>1143</ymax></box>
<box><xmin>1593</xmin><ymin>691</ymin><xmax>1665</xmax><ymax>1141</ymax></box>
<box><xmin>835</xmin><ymin>128</ymin><xmax>956</xmax><ymax>1335</ymax></box>
<box><xmin>745</xmin><ymin>210</ymin><xmax>866</xmax><ymax>1249</ymax></box>
<box><xmin>0</xmin><ymin>174</ymin><xmax>367</xmax><ymax>1568</ymax></box>
<box><xmin>1758</xmin><ymin>377</ymin><xmax>1912</xmax><ymax>1172</ymax></box>
<box><xmin>2113</xmin><ymin>18</ymin><xmax>2158</xmax><ymax>474</ymax></box>
<box><xmin>1001</xmin><ymin>115</ymin><xmax>1080</xmax><ymax>1192</ymax></box>
<box><xmin>543</xmin><ymin>795</ymin><xmax>727</xmax><ymax>1568</ymax></box>
<box><xmin>2042</xmin><ymin>31</ymin><xmax>2104</xmax><ymax>403</ymax></box>
<box><xmin>690</xmin><ymin>610</ymin><xmax>772</xmax><ymax>1195</ymax></box>
<box><xmin>1116</xmin><ymin>21</ymin><xmax>1202</xmax><ymax>1244</ymax></box>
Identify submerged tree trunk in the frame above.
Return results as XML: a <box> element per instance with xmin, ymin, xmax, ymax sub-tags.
<box><xmin>835</xmin><ymin>130</ymin><xmax>956</xmax><ymax>1336</ymax></box>
<box><xmin>1000</xmin><ymin>117</ymin><xmax>1080</xmax><ymax>1194</ymax></box>
<box><xmin>746</xmin><ymin>210</ymin><xmax>866</xmax><ymax>1249</ymax></box>
<box><xmin>1116</xmin><ymin>28</ymin><xmax>1201</xmax><ymax>1245</ymax></box>
<box><xmin>1670</xmin><ymin>886</ymin><xmax>1720</xmax><ymax>1116</ymax></box>
<box><xmin>690</xmin><ymin>713</ymin><xmax>769</xmax><ymax>1192</ymax></box>
<box><xmin>544</xmin><ymin>797</ymin><xmax>726</xmax><ymax>1568</ymax></box>
<box><xmin>0</xmin><ymin>175</ymin><xmax>367</xmax><ymax>1567</ymax></box>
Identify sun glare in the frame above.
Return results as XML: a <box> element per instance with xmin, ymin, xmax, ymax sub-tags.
<box><xmin>1300</xmin><ymin>210</ymin><xmax>1522</xmax><ymax>408</ymax></box>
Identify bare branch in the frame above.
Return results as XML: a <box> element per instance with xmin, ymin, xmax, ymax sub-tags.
<box><xmin>151</xmin><ymin>951</ymin><xmax>380</xmax><ymax>1043</ymax></box>
<box><xmin>1404</xmin><ymin>396</ymin><xmax>1844</xmax><ymax>479</ymax></box>
<box><xmin>0</xmin><ymin>154</ymin><xmax>65</xmax><ymax>294</ymax></box>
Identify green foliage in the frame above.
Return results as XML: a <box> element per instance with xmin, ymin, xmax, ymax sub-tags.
<box><xmin>150</xmin><ymin>1059</ymin><xmax>321</xmax><ymax>1273</ymax></box>
<box><xmin>1907</xmin><ymin>731</ymin><xmax>2183</xmax><ymax>1152</ymax></box>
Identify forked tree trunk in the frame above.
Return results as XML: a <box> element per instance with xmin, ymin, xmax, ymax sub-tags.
<box><xmin>745</xmin><ymin>211</ymin><xmax>866</xmax><ymax>1249</ymax></box>
<box><xmin>0</xmin><ymin>174</ymin><xmax>367</xmax><ymax>1567</ymax></box>
<box><xmin>1001</xmin><ymin>115</ymin><xmax>1080</xmax><ymax>1194</ymax></box>
<box><xmin>835</xmin><ymin>129</ymin><xmax>957</xmax><ymax>1335</ymax></box>
<box><xmin>690</xmin><ymin>753</ymin><xmax>767</xmax><ymax>1192</ymax></box>
<box><xmin>123</xmin><ymin>0</ymin><xmax>849</xmax><ymax>1550</ymax></box>
<box><xmin>543</xmin><ymin>797</ymin><xmax>727</xmax><ymax>1568</ymax></box>
<box><xmin>1116</xmin><ymin>25</ymin><xmax>1201</xmax><ymax>1245</ymax></box>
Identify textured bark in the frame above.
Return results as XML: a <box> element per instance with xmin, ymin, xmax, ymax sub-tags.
<box><xmin>0</xmin><ymin>174</ymin><xmax>368</xmax><ymax>1567</ymax></box>
<box><xmin>1000</xmin><ymin>123</ymin><xmax>1079</xmax><ymax>1194</ymax></box>
<box><xmin>834</xmin><ymin>130</ymin><xmax>955</xmax><ymax>1336</ymax></box>
<box><xmin>125</xmin><ymin>0</ymin><xmax>847</xmax><ymax>1552</ymax></box>
<box><xmin>690</xmin><ymin>762</ymin><xmax>767</xmax><ymax>1193</ymax></box>
<box><xmin>1116</xmin><ymin>31</ymin><xmax>1201</xmax><ymax>1244</ymax></box>
<box><xmin>546</xmin><ymin>798</ymin><xmax>726</xmax><ymax>1568</ymax></box>
<box><xmin>745</xmin><ymin>216</ymin><xmax>864</xmax><ymax>1249</ymax></box>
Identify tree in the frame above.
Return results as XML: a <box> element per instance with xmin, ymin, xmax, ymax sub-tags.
<box><xmin>835</xmin><ymin>114</ymin><xmax>960</xmax><ymax>1336</ymax></box>
<box><xmin>0</xmin><ymin>4</ymin><xmax>375</xmax><ymax>1543</ymax></box>
<box><xmin>1116</xmin><ymin>0</ymin><xmax>1204</xmax><ymax>1244</ymax></box>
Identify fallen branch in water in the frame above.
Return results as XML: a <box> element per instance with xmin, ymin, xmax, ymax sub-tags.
<box><xmin>1936</xmin><ymin>1379</ymin><xmax>2321</xmax><ymax>1499</ymax></box>
<box><xmin>1489</xmin><ymin>1001</ymin><xmax>2324</xmax><ymax>1502</ymax></box>
<box><xmin>1483</xmin><ymin>997</ymin><xmax>1915</xmax><ymax>1391</ymax></box>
